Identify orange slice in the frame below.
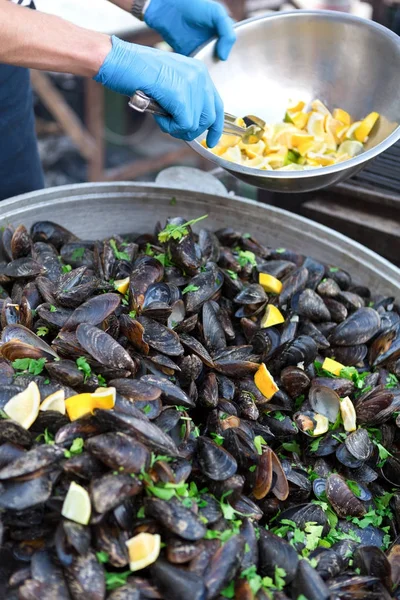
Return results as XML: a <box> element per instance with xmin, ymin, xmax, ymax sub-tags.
<box><xmin>254</xmin><ymin>363</ymin><xmax>279</xmax><ymax>400</ymax></box>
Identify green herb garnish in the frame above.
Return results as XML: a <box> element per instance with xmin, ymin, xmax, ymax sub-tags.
<box><xmin>110</xmin><ymin>239</ymin><xmax>130</xmax><ymax>261</ymax></box>
<box><xmin>70</xmin><ymin>247</ymin><xmax>85</xmax><ymax>261</ymax></box>
<box><xmin>64</xmin><ymin>437</ymin><xmax>84</xmax><ymax>458</ymax></box>
<box><xmin>253</xmin><ymin>435</ymin><xmax>267</xmax><ymax>456</ymax></box>
<box><xmin>35</xmin><ymin>428</ymin><xmax>55</xmax><ymax>444</ymax></box>
<box><xmin>61</xmin><ymin>264</ymin><xmax>72</xmax><ymax>273</ymax></box>
<box><xmin>210</xmin><ymin>433</ymin><xmax>224</xmax><ymax>446</ymax></box>
<box><xmin>76</xmin><ymin>356</ymin><xmax>91</xmax><ymax>382</ymax></box>
<box><xmin>36</xmin><ymin>326</ymin><xmax>49</xmax><ymax>337</ymax></box>
<box><xmin>12</xmin><ymin>357</ymin><xmax>47</xmax><ymax>376</ymax></box>
<box><xmin>182</xmin><ymin>284</ymin><xmax>200</xmax><ymax>295</ymax></box>
<box><xmin>158</xmin><ymin>215</ymin><xmax>208</xmax><ymax>243</ymax></box>
<box><xmin>226</xmin><ymin>269</ymin><xmax>238</xmax><ymax>280</ymax></box>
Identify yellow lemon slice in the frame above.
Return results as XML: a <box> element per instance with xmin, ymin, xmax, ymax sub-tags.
<box><xmin>337</xmin><ymin>141</ymin><xmax>364</xmax><ymax>158</ymax></box>
<box><xmin>114</xmin><ymin>277</ymin><xmax>130</xmax><ymax>295</ymax></box>
<box><xmin>240</xmin><ymin>140</ymin><xmax>265</xmax><ymax>159</ymax></box>
<box><xmin>258</xmin><ymin>272</ymin><xmax>283</xmax><ymax>294</ymax></box>
<box><xmin>292</xmin><ymin>133</ymin><xmax>314</xmax><ymax>148</ymax></box>
<box><xmin>287</xmin><ymin>100</ymin><xmax>306</xmax><ymax>113</ymax></box>
<box><xmin>311</xmin><ymin>99</ymin><xmax>331</xmax><ymax>116</ymax></box>
<box><xmin>340</xmin><ymin>396</ymin><xmax>357</xmax><ymax>432</ymax></box>
<box><xmin>259</xmin><ymin>273</ymin><xmax>283</xmax><ymax>295</ymax></box>
<box><xmin>65</xmin><ymin>394</ymin><xmax>95</xmax><ymax>421</ymax></box>
<box><xmin>4</xmin><ymin>382</ymin><xmax>40</xmax><ymax>429</ymax></box>
<box><xmin>40</xmin><ymin>390</ymin><xmax>66</xmax><ymax>415</ymax></box>
<box><xmin>221</xmin><ymin>146</ymin><xmax>242</xmax><ymax>163</ymax></box>
<box><xmin>355</xmin><ymin>112</ymin><xmax>379</xmax><ymax>143</ymax></box>
<box><xmin>65</xmin><ymin>388</ymin><xmax>116</xmax><ymax>421</ymax></box>
<box><xmin>277</xmin><ymin>164</ymin><xmax>306</xmax><ymax>171</ymax></box>
<box><xmin>306</xmin><ymin>153</ymin><xmax>336</xmax><ymax>167</ymax></box>
<box><xmin>307</xmin><ymin>113</ymin><xmax>326</xmax><ymax>141</ymax></box>
<box><xmin>126</xmin><ymin>533</ymin><xmax>161</xmax><ymax>572</ymax></box>
<box><xmin>261</xmin><ymin>304</ymin><xmax>285</xmax><ymax>328</ymax></box>
<box><xmin>345</xmin><ymin>121</ymin><xmax>362</xmax><ymax>140</ymax></box>
<box><xmin>333</xmin><ymin>108</ymin><xmax>351</xmax><ymax>126</ymax></box>
<box><xmin>92</xmin><ymin>387</ymin><xmax>116</xmax><ymax>409</ymax></box>
<box><xmin>61</xmin><ymin>481</ymin><xmax>91</xmax><ymax>525</ymax></box>
<box><xmin>290</xmin><ymin>112</ymin><xmax>309</xmax><ymax>130</ymax></box>
<box><xmin>322</xmin><ymin>357</ymin><xmax>345</xmax><ymax>376</ymax></box>
<box><xmin>254</xmin><ymin>363</ymin><xmax>279</xmax><ymax>400</ymax></box>
<box><xmin>313</xmin><ymin>414</ymin><xmax>329</xmax><ymax>436</ymax></box>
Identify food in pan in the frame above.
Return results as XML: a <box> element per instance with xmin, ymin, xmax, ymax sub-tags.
<box><xmin>205</xmin><ymin>99</ymin><xmax>380</xmax><ymax>171</ymax></box>
<box><xmin>0</xmin><ymin>217</ymin><xmax>399</xmax><ymax>598</ymax></box>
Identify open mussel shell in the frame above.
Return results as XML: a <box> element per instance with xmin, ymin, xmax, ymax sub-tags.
<box><xmin>1</xmin><ymin>323</ymin><xmax>59</xmax><ymax>360</ymax></box>
<box><xmin>309</xmin><ymin>385</ymin><xmax>340</xmax><ymax>423</ymax></box>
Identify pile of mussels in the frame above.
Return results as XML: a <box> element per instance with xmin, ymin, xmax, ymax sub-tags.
<box><xmin>0</xmin><ymin>215</ymin><xmax>400</xmax><ymax>600</ymax></box>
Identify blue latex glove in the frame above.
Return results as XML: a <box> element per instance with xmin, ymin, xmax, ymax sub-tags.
<box><xmin>94</xmin><ymin>36</ymin><xmax>223</xmax><ymax>147</ymax></box>
<box><xmin>144</xmin><ymin>0</ymin><xmax>236</xmax><ymax>60</ymax></box>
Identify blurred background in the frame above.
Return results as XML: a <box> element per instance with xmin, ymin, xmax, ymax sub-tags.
<box><xmin>32</xmin><ymin>0</ymin><xmax>400</xmax><ymax>265</ymax></box>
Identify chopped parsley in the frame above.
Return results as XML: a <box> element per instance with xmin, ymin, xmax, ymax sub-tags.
<box><xmin>210</xmin><ymin>433</ymin><xmax>224</xmax><ymax>446</ymax></box>
<box><xmin>36</xmin><ymin>326</ymin><xmax>49</xmax><ymax>337</ymax></box>
<box><xmin>76</xmin><ymin>356</ymin><xmax>91</xmax><ymax>382</ymax></box>
<box><xmin>226</xmin><ymin>269</ymin><xmax>238</xmax><ymax>280</ymax></box>
<box><xmin>35</xmin><ymin>428</ymin><xmax>55</xmax><ymax>444</ymax></box>
<box><xmin>158</xmin><ymin>215</ymin><xmax>208</xmax><ymax>243</ymax></box>
<box><xmin>49</xmin><ymin>304</ymin><xmax>57</xmax><ymax>312</ymax></box>
<box><xmin>70</xmin><ymin>247</ymin><xmax>85</xmax><ymax>261</ymax></box>
<box><xmin>110</xmin><ymin>239</ymin><xmax>130</xmax><ymax>261</ymax></box>
<box><xmin>182</xmin><ymin>284</ymin><xmax>200</xmax><ymax>295</ymax></box>
<box><xmin>273</xmin><ymin>411</ymin><xmax>286</xmax><ymax>422</ymax></box>
<box><xmin>253</xmin><ymin>435</ymin><xmax>267</xmax><ymax>455</ymax></box>
<box><xmin>129</xmin><ymin>310</ymin><xmax>137</xmax><ymax>319</ymax></box>
<box><xmin>386</xmin><ymin>373</ymin><xmax>399</xmax><ymax>389</ymax></box>
<box><xmin>235</xmin><ymin>248</ymin><xmax>257</xmax><ymax>268</ymax></box>
<box><xmin>61</xmin><ymin>264</ymin><xmax>72</xmax><ymax>273</ymax></box>
<box><xmin>64</xmin><ymin>437</ymin><xmax>84</xmax><ymax>458</ymax></box>
<box><xmin>12</xmin><ymin>357</ymin><xmax>47</xmax><ymax>376</ymax></box>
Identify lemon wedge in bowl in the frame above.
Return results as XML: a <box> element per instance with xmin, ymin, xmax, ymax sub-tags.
<box><xmin>4</xmin><ymin>382</ymin><xmax>40</xmax><ymax>429</ymax></box>
<box><xmin>62</xmin><ymin>481</ymin><xmax>92</xmax><ymax>525</ymax></box>
<box><xmin>126</xmin><ymin>533</ymin><xmax>161</xmax><ymax>571</ymax></box>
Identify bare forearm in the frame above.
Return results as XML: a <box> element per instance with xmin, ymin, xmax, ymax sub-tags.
<box><xmin>0</xmin><ymin>1</ymin><xmax>111</xmax><ymax>77</ymax></box>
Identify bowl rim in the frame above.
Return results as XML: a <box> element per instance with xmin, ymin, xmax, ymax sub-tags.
<box><xmin>188</xmin><ymin>10</ymin><xmax>400</xmax><ymax>181</ymax></box>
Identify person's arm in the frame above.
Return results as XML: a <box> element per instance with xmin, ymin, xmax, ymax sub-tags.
<box><xmin>107</xmin><ymin>0</ymin><xmax>237</xmax><ymax>60</ymax></box>
<box><xmin>0</xmin><ymin>0</ymin><xmax>111</xmax><ymax>76</ymax></box>
<box><xmin>0</xmin><ymin>1</ymin><xmax>224</xmax><ymax>146</ymax></box>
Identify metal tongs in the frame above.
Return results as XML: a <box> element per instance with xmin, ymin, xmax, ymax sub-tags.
<box><xmin>128</xmin><ymin>91</ymin><xmax>265</xmax><ymax>144</ymax></box>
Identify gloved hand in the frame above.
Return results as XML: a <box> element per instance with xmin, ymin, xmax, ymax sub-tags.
<box><xmin>144</xmin><ymin>0</ymin><xmax>236</xmax><ymax>60</ymax></box>
<box><xmin>94</xmin><ymin>36</ymin><xmax>224</xmax><ymax>147</ymax></box>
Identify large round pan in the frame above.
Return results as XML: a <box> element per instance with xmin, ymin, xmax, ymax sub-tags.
<box><xmin>1</xmin><ymin>182</ymin><xmax>399</xmax><ymax>296</ymax></box>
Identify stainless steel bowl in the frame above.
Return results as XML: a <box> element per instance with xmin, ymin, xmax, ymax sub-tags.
<box><xmin>189</xmin><ymin>11</ymin><xmax>400</xmax><ymax>193</ymax></box>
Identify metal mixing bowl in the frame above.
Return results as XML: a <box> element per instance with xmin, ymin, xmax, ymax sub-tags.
<box><xmin>189</xmin><ymin>10</ymin><xmax>400</xmax><ymax>193</ymax></box>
